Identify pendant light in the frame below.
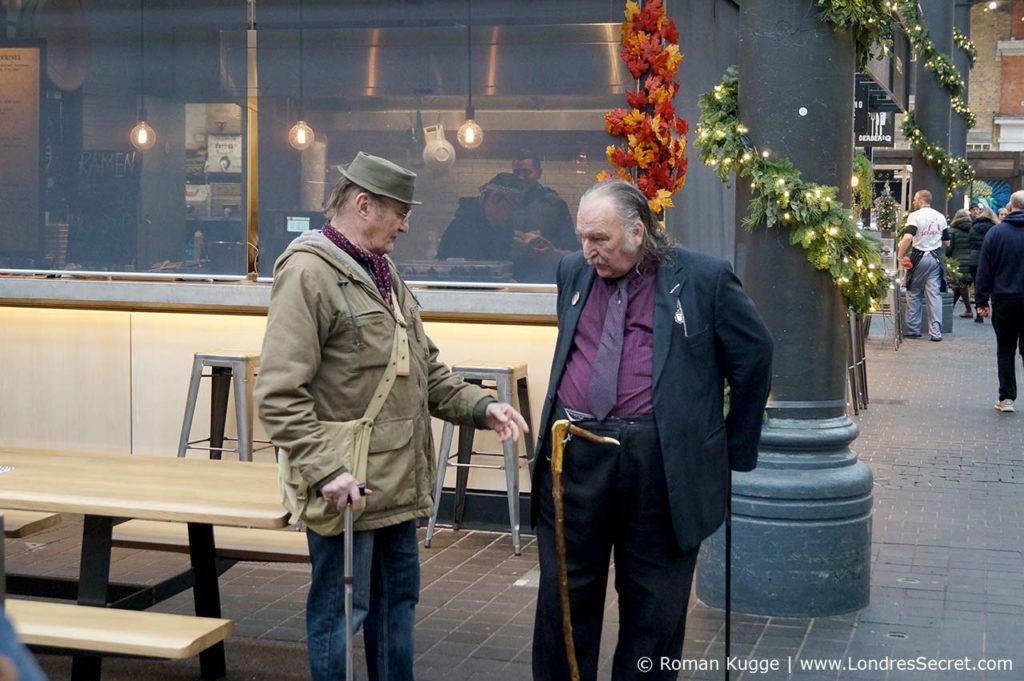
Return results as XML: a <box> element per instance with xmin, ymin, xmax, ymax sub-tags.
<box><xmin>457</xmin><ymin>0</ymin><xmax>482</xmax><ymax>149</ymax></box>
<box><xmin>288</xmin><ymin>0</ymin><xmax>314</xmax><ymax>150</ymax></box>
<box><xmin>130</xmin><ymin>0</ymin><xmax>156</xmax><ymax>151</ymax></box>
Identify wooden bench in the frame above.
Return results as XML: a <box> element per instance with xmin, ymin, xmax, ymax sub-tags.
<box><xmin>2</xmin><ymin>510</ymin><xmax>61</xmax><ymax>538</ymax></box>
<box><xmin>5</xmin><ymin>598</ymin><xmax>233</xmax><ymax>659</ymax></box>
<box><xmin>112</xmin><ymin>519</ymin><xmax>309</xmax><ymax>563</ymax></box>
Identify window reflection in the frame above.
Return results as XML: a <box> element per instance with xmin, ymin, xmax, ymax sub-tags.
<box><xmin>0</xmin><ymin>1</ymin><xmax>627</xmax><ymax>283</ymax></box>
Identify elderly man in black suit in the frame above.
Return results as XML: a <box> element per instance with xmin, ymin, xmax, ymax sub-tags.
<box><xmin>531</xmin><ymin>179</ymin><xmax>773</xmax><ymax>681</ymax></box>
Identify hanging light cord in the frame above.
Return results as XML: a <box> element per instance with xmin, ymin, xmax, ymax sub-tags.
<box><xmin>298</xmin><ymin>0</ymin><xmax>305</xmax><ymax>119</ymax></box>
<box><xmin>139</xmin><ymin>0</ymin><xmax>146</xmax><ymax>115</ymax></box>
<box><xmin>466</xmin><ymin>0</ymin><xmax>473</xmax><ymax>116</ymax></box>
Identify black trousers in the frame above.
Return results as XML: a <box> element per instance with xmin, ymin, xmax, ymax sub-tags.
<box><xmin>532</xmin><ymin>414</ymin><xmax>699</xmax><ymax>681</ymax></box>
<box><xmin>992</xmin><ymin>298</ymin><xmax>1024</xmax><ymax>401</ymax></box>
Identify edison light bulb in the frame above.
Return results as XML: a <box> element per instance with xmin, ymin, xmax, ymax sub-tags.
<box><xmin>130</xmin><ymin>120</ymin><xmax>156</xmax><ymax>151</ymax></box>
<box><xmin>457</xmin><ymin>119</ymin><xmax>483</xmax><ymax>149</ymax></box>
<box><xmin>289</xmin><ymin>120</ymin><xmax>315</xmax><ymax>150</ymax></box>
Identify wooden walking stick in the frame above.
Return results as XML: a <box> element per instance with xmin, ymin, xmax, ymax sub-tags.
<box><xmin>550</xmin><ymin>419</ymin><xmax>620</xmax><ymax>681</ymax></box>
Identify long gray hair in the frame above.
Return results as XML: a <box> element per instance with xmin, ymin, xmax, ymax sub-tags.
<box><xmin>580</xmin><ymin>179</ymin><xmax>675</xmax><ymax>270</ymax></box>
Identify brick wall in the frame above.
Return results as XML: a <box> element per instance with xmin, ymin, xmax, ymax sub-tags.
<box><xmin>969</xmin><ymin>4</ymin><xmax>1011</xmax><ymax>145</ymax></box>
<box><xmin>999</xmin><ymin>0</ymin><xmax>1024</xmax><ymax>117</ymax></box>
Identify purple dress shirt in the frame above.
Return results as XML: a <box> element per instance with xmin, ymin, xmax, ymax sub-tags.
<box><xmin>558</xmin><ymin>268</ymin><xmax>655</xmax><ymax>417</ymax></box>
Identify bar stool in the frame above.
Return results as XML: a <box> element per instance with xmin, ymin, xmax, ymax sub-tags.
<box><xmin>425</xmin><ymin>361</ymin><xmax>535</xmax><ymax>555</ymax></box>
<box><xmin>177</xmin><ymin>350</ymin><xmax>271</xmax><ymax>461</ymax></box>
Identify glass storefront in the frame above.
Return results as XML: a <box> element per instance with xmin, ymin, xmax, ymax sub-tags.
<box><xmin>0</xmin><ymin>1</ymin><xmax>630</xmax><ymax>286</ymax></box>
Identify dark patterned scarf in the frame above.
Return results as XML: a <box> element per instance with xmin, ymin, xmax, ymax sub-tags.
<box><xmin>322</xmin><ymin>223</ymin><xmax>394</xmax><ymax>309</ymax></box>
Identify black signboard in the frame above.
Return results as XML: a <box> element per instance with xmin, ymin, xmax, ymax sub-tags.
<box><xmin>854</xmin><ymin>79</ymin><xmax>870</xmax><ymax>135</ymax></box>
<box><xmin>856</xmin><ymin>111</ymin><xmax>895</xmax><ymax>148</ymax></box>
<box><xmin>67</xmin><ymin>150</ymin><xmax>140</xmax><ymax>268</ymax></box>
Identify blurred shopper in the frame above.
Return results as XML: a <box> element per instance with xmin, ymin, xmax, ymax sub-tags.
<box><xmin>899</xmin><ymin>190</ymin><xmax>950</xmax><ymax>341</ymax></box>
<box><xmin>512</xmin><ymin>150</ymin><xmax>577</xmax><ymax>252</ymax></box>
<box><xmin>974</xmin><ymin>191</ymin><xmax>1024</xmax><ymax>414</ymax></box>
<box><xmin>437</xmin><ymin>172</ymin><xmax>525</xmax><ymax>263</ymax></box>
<box><xmin>531</xmin><ymin>179</ymin><xmax>773</xmax><ymax>681</ymax></box>
<box><xmin>969</xmin><ymin>201</ymin><xmax>999</xmax><ymax>324</ymax></box>
<box><xmin>257</xmin><ymin>152</ymin><xmax>528</xmax><ymax>681</ymax></box>
<box><xmin>946</xmin><ymin>209</ymin><xmax>974</xmax><ymax>318</ymax></box>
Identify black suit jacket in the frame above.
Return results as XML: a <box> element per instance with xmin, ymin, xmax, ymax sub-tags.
<box><xmin>532</xmin><ymin>248</ymin><xmax>774</xmax><ymax>551</ymax></box>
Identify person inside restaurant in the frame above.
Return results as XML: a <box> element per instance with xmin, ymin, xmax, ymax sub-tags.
<box><xmin>437</xmin><ymin>172</ymin><xmax>568</xmax><ymax>283</ymax></box>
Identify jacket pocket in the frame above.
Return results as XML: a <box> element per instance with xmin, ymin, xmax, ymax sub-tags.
<box><xmin>276</xmin><ymin>417</ymin><xmax>373</xmax><ymax>536</ymax></box>
<box><xmin>364</xmin><ymin>416</ymin><xmax>417</xmax><ymax>513</ymax></box>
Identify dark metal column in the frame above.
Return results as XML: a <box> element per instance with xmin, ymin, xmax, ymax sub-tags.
<box><xmin>950</xmin><ymin>1</ymin><xmax>973</xmax><ymax>212</ymax></box>
<box><xmin>696</xmin><ymin>0</ymin><xmax>873</xmax><ymax>616</ymax></box>
<box><xmin>912</xmin><ymin>0</ymin><xmax>955</xmax><ymax>210</ymax></box>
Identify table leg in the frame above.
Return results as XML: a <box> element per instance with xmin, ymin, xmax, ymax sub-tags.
<box><xmin>71</xmin><ymin>515</ymin><xmax>114</xmax><ymax>681</ymax></box>
<box><xmin>188</xmin><ymin>522</ymin><xmax>226</xmax><ymax>680</ymax></box>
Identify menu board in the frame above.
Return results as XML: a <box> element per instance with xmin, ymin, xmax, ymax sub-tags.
<box><xmin>0</xmin><ymin>44</ymin><xmax>42</xmax><ymax>255</ymax></box>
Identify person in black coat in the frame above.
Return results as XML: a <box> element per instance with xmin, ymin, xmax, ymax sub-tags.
<box><xmin>531</xmin><ymin>179</ymin><xmax>773</xmax><ymax>681</ymax></box>
<box><xmin>969</xmin><ymin>201</ymin><xmax>999</xmax><ymax>324</ymax></box>
<box><xmin>947</xmin><ymin>209</ymin><xmax>974</xmax><ymax>317</ymax></box>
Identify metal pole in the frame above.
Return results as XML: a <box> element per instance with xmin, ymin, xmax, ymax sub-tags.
<box><xmin>950</xmin><ymin>1</ymin><xmax>973</xmax><ymax>211</ymax></box>
<box><xmin>345</xmin><ymin>504</ymin><xmax>354</xmax><ymax>681</ymax></box>
<box><xmin>912</xmin><ymin>0</ymin><xmax>955</xmax><ymax>211</ymax></box>
<box><xmin>697</xmin><ymin>0</ymin><xmax>873</xmax><ymax>618</ymax></box>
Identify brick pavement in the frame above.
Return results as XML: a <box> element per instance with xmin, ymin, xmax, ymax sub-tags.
<box><xmin>8</xmin><ymin>312</ymin><xmax>1024</xmax><ymax>680</ymax></box>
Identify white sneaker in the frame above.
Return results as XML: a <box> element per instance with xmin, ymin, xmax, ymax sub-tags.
<box><xmin>995</xmin><ymin>399</ymin><xmax>1015</xmax><ymax>413</ymax></box>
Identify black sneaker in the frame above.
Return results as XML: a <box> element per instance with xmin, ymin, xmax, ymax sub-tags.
<box><xmin>905</xmin><ymin>333</ymin><xmax>922</xmax><ymax>338</ymax></box>
<box><xmin>975</xmin><ymin>316</ymin><xmax>984</xmax><ymax>324</ymax></box>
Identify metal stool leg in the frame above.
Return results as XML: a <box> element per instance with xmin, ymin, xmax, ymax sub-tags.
<box><xmin>452</xmin><ymin>422</ymin><xmax>475</xmax><ymax>529</ymax></box>
<box><xmin>178</xmin><ymin>358</ymin><xmax>205</xmax><ymax>457</ymax></box>
<box><xmin>425</xmin><ymin>421</ymin><xmax>456</xmax><ymax>548</ymax></box>
<box><xmin>516</xmin><ymin>376</ymin><xmax>536</xmax><ymax>464</ymax></box>
<box><xmin>209</xmin><ymin>366</ymin><xmax>231</xmax><ymax>460</ymax></box>
<box><xmin>495</xmin><ymin>376</ymin><xmax>521</xmax><ymax>555</ymax></box>
<box><xmin>232</xmin><ymin>361</ymin><xmax>254</xmax><ymax>462</ymax></box>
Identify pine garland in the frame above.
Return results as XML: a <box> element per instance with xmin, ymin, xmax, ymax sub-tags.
<box><xmin>815</xmin><ymin>1</ymin><xmax>975</xmax><ymax>185</ymax></box>
<box><xmin>900</xmin><ymin>112</ymin><xmax>975</xmax><ymax>190</ymax></box>
<box><xmin>695</xmin><ymin>67</ymin><xmax>890</xmax><ymax>315</ymax></box>
<box><xmin>953</xmin><ymin>28</ymin><xmax>977</xmax><ymax>68</ymax></box>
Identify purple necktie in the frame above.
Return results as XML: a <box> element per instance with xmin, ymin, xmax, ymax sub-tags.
<box><xmin>586</xmin><ymin>278</ymin><xmax>629</xmax><ymax>421</ymax></box>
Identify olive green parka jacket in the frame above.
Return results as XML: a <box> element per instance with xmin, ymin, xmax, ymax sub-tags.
<box><xmin>255</xmin><ymin>231</ymin><xmax>492</xmax><ymax>533</ymax></box>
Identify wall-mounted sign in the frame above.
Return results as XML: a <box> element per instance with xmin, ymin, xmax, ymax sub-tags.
<box><xmin>856</xmin><ymin>111</ymin><xmax>895</xmax><ymax>148</ymax></box>
<box><xmin>207</xmin><ymin>133</ymin><xmax>242</xmax><ymax>174</ymax></box>
<box><xmin>0</xmin><ymin>44</ymin><xmax>42</xmax><ymax>255</ymax></box>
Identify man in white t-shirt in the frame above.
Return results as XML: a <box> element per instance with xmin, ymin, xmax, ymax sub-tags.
<box><xmin>898</xmin><ymin>189</ymin><xmax>951</xmax><ymax>341</ymax></box>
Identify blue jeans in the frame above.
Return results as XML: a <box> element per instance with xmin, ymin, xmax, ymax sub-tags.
<box><xmin>306</xmin><ymin>519</ymin><xmax>420</xmax><ymax>681</ymax></box>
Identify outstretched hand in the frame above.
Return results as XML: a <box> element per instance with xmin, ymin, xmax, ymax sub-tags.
<box><xmin>484</xmin><ymin>402</ymin><xmax>530</xmax><ymax>443</ymax></box>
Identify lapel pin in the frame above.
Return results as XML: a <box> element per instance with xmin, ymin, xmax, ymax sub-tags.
<box><xmin>674</xmin><ymin>300</ymin><xmax>684</xmax><ymax>325</ymax></box>
<box><xmin>571</xmin><ymin>292</ymin><xmax>580</xmax><ymax>306</ymax></box>
<box><xmin>669</xmin><ymin>283</ymin><xmax>681</xmax><ymax>294</ymax></box>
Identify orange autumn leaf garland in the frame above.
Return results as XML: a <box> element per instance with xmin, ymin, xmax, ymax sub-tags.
<box><xmin>600</xmin><ymin>0</ymin><xmax>688</xmax><ymax>216</ymax></box>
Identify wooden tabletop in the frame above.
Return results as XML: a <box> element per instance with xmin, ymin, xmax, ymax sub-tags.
<box><xmin>0</xmin><ymin>448</ymin><xmax>289</xmax><ymax>528</ymax></box>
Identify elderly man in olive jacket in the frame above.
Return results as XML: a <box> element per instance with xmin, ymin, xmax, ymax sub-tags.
<box><xmin>256</xmin><ymin>152</ymin><xmax>528</xmax><ymax>681</ymax></box>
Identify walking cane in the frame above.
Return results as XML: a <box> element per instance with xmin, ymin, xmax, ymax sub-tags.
<box><xmin>345</xmin><ymin>500</ymin><xmax>355</xmax><ymax>681</ymax></box>
<box><xmin>724</xmin><ymin>471</ymin><xmax>732</xmax><ymax>681</ymax></box>
<box><xmin>550</xmin><ymin>419</ymin><xmax>620</xmax><ymax>681</ymax></box>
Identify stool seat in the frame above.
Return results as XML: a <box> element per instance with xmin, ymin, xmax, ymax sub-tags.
<box><xmin>177</xmin><ymin>351</ymin><xmax>270</xmax><ymax>462</ymax></box>
<box><xmin>425</xmin><ymin>361</ymin><xmax>535</xmax><ymax>555</ymax></box>
<box><xmin>194</xmin><ymin>350</ymin><xmax>261</xmax><ymax>366</ymax></box>
<box><xmin>451</xmin><ymin>361</ymin><xmax>528</xmax><ymax>381</ymax></box>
